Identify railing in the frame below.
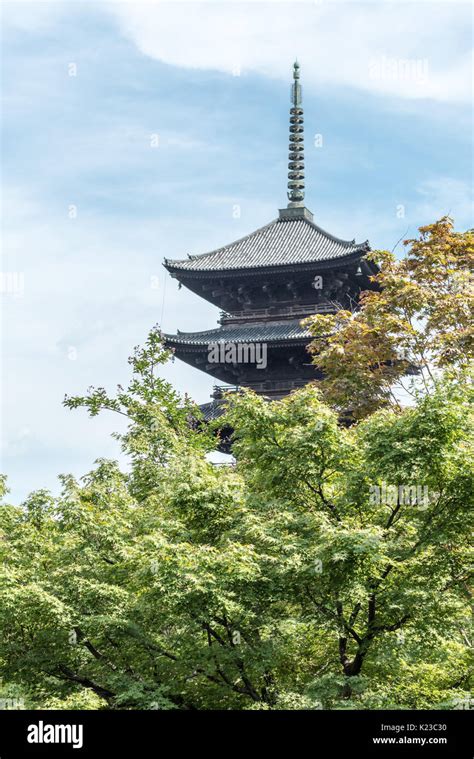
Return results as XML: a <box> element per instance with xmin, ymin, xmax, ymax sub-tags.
<box><xmin>220</xmin><ymin>302</ymin><xmax>341</xmax><ymax>323</ymax></box>
<box><xmin>242</xmin><ymin>379</ymin><xmax>308</xmax><ymax>394</ymax></box>
<box><xmin>211</xmin><ymin>384</ymin><xmax>240</xmax><ymax>399</ymax></box>
<box><xmin>211</xmin><ymin>379</ymin><xmax>310</xmax><ymax>399</ymax></box>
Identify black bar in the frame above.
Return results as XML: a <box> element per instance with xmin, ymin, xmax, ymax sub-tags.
<box><xmin>0</xmin><ymin>709</ymin><xmax>471</xmax><ymax>758</ymax></box>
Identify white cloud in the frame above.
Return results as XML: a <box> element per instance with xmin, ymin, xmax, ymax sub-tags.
<box><xmin>108</xmin><ymin>0</ymin><xmax>472</xmax><ymax>103</ymax></box>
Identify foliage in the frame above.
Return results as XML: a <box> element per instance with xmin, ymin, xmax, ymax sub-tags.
<box><xmin>0</xmin><ymin>327</ymin><xmax>472</xmax><ymax>709</ymax></box>
<box><xmin>304</xmin><ymin>217</ymin><xmax>474</xmax><ymax>418</ymax></box>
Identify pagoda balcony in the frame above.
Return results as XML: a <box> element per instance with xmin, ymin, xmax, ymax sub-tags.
<box><xmin>219</xmin><ymin>301</ymin><xmax>342</xmax><ymax>325</ymax></box>
<box><xmin>211</xmin><ymin>384</ymin><xmax>241</xmax><ymax>399</ymax></box>
<box><xmin>211</xmin><ymin>378</ymin><xmax>310</xmax><ymax>396</ymax></box>
<box><xmin>244</xmin><ymin>378</ymin><xmax>309</xmax><ymax>397</ymax></box>
<box><xmin>207</xmin><ymin>379</ymin><xmax>311</xmax><ymax>407</ymax></box>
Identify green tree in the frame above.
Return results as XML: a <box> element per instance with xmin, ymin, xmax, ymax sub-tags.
<box><xmin>304</xmin><ymin>217</ymin><xmax>474</xmax><ymax>418</ymax></box>
<box><xmin>0</xmin><ymin>329</ymin><xmax>471</xmax><ymax>709</ymax></box>
<box><xmin>224</xmin><ymin>378</ymin><xmax>473</xmax><ymax>704</ymax></box>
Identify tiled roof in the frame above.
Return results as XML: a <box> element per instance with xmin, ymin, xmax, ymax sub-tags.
<box><xmin>164</xmin><ymin>213</ymin><xmax>369</xmax><ymax>274</ymax></box>
<box><xmin>164</xmin><ymin>319</ymin><xmax>311</xmax><ymax>346</ymax></box>
<box><xmin>199</xmin><ymin>400</ymin><xmax>228</xmax><ymax>422</ymax></box>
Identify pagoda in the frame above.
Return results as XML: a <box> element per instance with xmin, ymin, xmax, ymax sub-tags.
<box><xmin>164</xmin><ymin>62</ymin><xmax>378</xmax><ymax>413</ymax></box>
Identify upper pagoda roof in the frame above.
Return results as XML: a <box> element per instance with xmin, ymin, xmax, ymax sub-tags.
<box><xmin>164</xmin><ymin>208</ymin><xmax>370</xmax><ymax>276</ymax></box>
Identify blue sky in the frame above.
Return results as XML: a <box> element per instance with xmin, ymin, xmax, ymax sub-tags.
<box><xmin>2</xmin><ymin>0</ymin><xmax>472</xmax><ymax>503</ymax></box>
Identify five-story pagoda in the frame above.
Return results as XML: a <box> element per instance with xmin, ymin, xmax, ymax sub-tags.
<box><xmin>164</xmin><ymin>62</ymin><xmax>378</xmax><ymax>408</ymax></box>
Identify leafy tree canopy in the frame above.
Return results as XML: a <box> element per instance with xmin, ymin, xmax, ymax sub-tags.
<box><xmin>304</xmin><ymin>217</ymin><xmax>474</xmax><ymax>418</ymax></box>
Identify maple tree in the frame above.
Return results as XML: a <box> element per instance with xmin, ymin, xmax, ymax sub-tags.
<box><xmin>304</xmin><ymin>217</ymin><xmax>474</xmax><ymax>418</ymax></box>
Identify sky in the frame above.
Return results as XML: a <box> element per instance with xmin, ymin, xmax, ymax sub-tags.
<box><xmin>1</xmin><ymin>0</ymin><xmax>473</xmax><ymax>504</ymax></box>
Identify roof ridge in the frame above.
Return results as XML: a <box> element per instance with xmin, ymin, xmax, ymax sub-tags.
<box><xmin>173</xmin><ymin>326</ymin><xmax>228</xmax><ymax>338</ymax></box>
<box><xmin>301</xmin><ymin>216</ymin><xmax>366</xmax><ymax>248</ymax></box>
<box><xmin>164</xmin><ymin>217</ymin><xmax>280</xmax><ymax>267</ymax></box>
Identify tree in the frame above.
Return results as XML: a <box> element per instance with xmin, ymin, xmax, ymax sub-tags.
<box><xmin>0</xmin><ymin>328</ymin><xmax>472</xmax><ymax>709</ymax></box>
<box><xmin>224</xmin><ymin>377</ymin><xmax>473</xmax><ymax>704</ymax></box>
<box><xmin>0</xmin><ymin>331</ymin><xmax>283</xmax><ymax>710</ymax></box>
<box><xmin>304</xmin><ymin>217</ymin><xmax>474</xmax><ymax>418</ymax></box>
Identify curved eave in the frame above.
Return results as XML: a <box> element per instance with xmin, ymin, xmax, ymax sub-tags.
<box><xmin>164</xmin><ymin>317</ymin><xmax>313</xmax><ymax>347</ymax></box>
<box><xmin>164</xmin><ymin>245</ymin><xmax>373</xmax><ymax>281</ymax></box>
<box><xmin>164</xmin><ymin>335</ymin><xmax>311</xmax><ymax>349</ymax></box>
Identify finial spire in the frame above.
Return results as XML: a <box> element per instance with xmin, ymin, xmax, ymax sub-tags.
<box><xmin>287</xmin><ymin>60</ymin><xmax>305</xmax><ymax>207</ymax></box>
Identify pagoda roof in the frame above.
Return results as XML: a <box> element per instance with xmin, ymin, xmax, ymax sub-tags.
<box><xmin>199</xmin><ymin>399</ymin><xmax>228</xmax><ymax>423</ymax></box>
<box><xmin>164</xmin><ymin>208</ymin><xmax>370</xmax><ymax>276</ymax></box>
<box><xmin>164</xmin><ymin>318</ymin><xmax>311</xmax><ymax>347</ymax></box>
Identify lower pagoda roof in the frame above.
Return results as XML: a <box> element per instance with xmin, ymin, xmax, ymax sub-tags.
<box><xmin>164</xmin><ymin>318</ymin><xmax>311</xmax><ymax>348</ymax></box>
<box><xmin>199</xmin><ymin>399</ymin><xmax>228</xmax><ymax>422</ymax></box>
